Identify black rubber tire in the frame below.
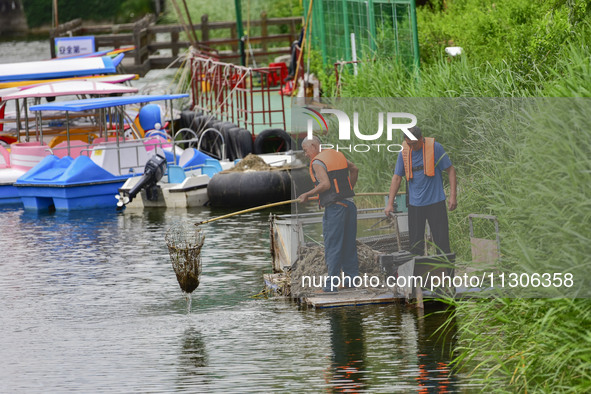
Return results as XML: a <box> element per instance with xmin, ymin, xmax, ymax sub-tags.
<box><xmin>216</xmin><ymin>122</ymin><xmax>238</xmax><ymax>161</ymax></box>
<box><xmin>179</xmin><ymin>110</ymin><xmax>203</xmax><ymax>131</ymax></box>
<box><xmin>198</xmin><ymin>120</ymin><xmax>224</xmax><ymax>160</ymax></box>
<box><xmin>207</xmin><ymin>169</ymin><xmax>293</xmax><ymax>208</ymax></box>
<box><xmin>234</xmin><ymin>128</ymin><xmax>254</xmax><ymax>158</ymax></box>
<box><xmin>224</xmin><ymin>126</ymin><xmax>241</xmax><ymax>161</ymax></box>
<box><xmin>253</xmin><ymin>129</ymin><xmax>293</xmax><ymax>154</ymax></box>
<box><xmin>209</xmin><ymin>119</ymin><xmax>222</xmax><ymax>131</ymax></box>
<box><xmin>192</xmin><ymin>114</ymin><xmax>210</xmax><ymax>133</ymax></box>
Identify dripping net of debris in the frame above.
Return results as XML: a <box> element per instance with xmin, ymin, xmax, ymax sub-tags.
<box><xmin>166</xmin><ymin>222</ymin><xmax>205</xmax><ymax>293</ymax></box>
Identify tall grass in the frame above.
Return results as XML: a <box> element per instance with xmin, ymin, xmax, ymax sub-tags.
<box><xmin>161</xmin><ymin>0</ymin><xmax>301</xmax><ymax>25</ymax></box>
<box><xmin>161</xmin><ymin>0</ymin><xmax>302</xmax><ymax>64</ymax></box>
<box><xmin>328</xmin><ymin>16</ymin><xmax>591</xmax><ymax>392</ymax></box>
<box><xmin>338</xmin><ymin>55</ymin><xmax>539</xmax><ymax>98</ymax></box>
<box><xmin>449</xmin><ymin>96</ymin><xmax>591</xmax><ymax>391</ymax></box>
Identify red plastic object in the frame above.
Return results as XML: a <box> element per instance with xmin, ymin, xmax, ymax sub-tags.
<box><xmin>267</xmin><ymin>62</ymin><xmax>288</xmax><ymax>87</ymax></box>
<box><xmin>280</xmin><ymin>80</ymin><xmax>294</xmax><ymax>96</ymax></box>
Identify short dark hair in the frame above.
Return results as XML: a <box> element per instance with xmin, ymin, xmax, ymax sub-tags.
<box><xmin>406</xmin><ymin>126</ymin><xmax>422</xmax><ymax>140</ymax></box>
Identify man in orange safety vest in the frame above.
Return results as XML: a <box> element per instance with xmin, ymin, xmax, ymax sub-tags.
<box><xmin>299</xmin><ymin>136</ymin><xmax>360</xmax><ymax>292</ymax></box>
<box><xmin>385</xmin><ymin>126</ymin><xmax>457</xmax><ymax>256</ymax></box>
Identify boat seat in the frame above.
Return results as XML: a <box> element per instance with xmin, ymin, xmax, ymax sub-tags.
<box><xmin>48</xmin><ymin>131</ymin><xmax>97</xmax><ymax>148</ymax></box>
<box><xmin>52</xmin><ymin>140</ymin><xmax>88</xmax><ymax>159</ymax></box>
<box><xmin>179</xmin><ymin>148</ymin><xmax>212</xmax><ymax>170</ymax></box>
<box><xmin>202</xmin><ymin>158</ymin><xmax>223</xmax><ymax>178</ymax></box>
<box><xmin>0</xmin><ymin>145</ymin><xmax>9</xmax><ymax>168</ymax></box>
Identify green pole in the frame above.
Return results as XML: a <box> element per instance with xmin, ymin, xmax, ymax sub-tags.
<box><xmin>367</xmin><ymin>0</ymin><xmax>376</xmax><ymax>54</ymax></box>
<box><xmin>342</xmin><ymin>0</ymin><xmax>351</xmax><ymax>61</ymax></box>
<box><xmin>315</xmin><ymin>0</ymin><xmax>328</xmax><ymax>65</ymax></box>
<box><xmin>235</xmin><ymin>0</ymin><xmax>246</xmax><ymax>66</ymax></box>
<box><xmin>409</xmin><ymin>0</ymin><xmax>420</xmax><ymax>70</ymax></box>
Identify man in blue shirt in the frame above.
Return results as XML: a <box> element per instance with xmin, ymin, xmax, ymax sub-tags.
<box><xmin>385</xmin><ymin>127</ymin><xmax>457</xmax><ymax>255</ymax></box>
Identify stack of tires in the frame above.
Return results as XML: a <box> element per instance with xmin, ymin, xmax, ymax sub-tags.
<box><xmin>179</xmin><ymin>110</ymin><xmax>305</xmax><ymax>208</ymax></box>
<box><xmin>179</xmin><ymin>111</ymin><xmax>295</xmax><ymax>161</ymax></box>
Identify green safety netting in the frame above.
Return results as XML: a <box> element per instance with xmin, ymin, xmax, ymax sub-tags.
<box><xmin>304</xmin><ymin>0</ymin><xmax>419</xmax><ymax>68</ymax></box>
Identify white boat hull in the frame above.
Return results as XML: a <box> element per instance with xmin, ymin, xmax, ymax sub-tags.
<box><xmin>119</xmin><ymin>173</ymin><xmax>210</xmax><ymax>209</ymax></box>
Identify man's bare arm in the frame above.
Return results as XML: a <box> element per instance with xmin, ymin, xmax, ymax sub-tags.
<box><xmin>445</xmin><ymin>165</ymin><xmax>457</xmax><ymax>211</ymax></box>
<box><xmin>385</xmin><ymin>174</ymin><xmax>402</xmax><ymax>216</ymax></box>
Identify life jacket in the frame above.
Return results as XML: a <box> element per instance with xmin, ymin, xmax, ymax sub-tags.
<box><xmin>401</xmin><ymin>137</ymin><xmax>435</xmax><ymax>179</ymax></box>
<box><xmin>309</xmin><ymin>149</ymin><xmax>355</xmax><ymax>207</ymax></box>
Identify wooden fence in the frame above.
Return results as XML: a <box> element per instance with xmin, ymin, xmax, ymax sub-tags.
<box><xmin>50</xmin><ymin>14</ymin><xmax>301</xmax><ymax>76</ymax></box>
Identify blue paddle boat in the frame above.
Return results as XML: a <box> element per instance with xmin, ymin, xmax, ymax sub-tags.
<box><xmin>14</xmin><ymin>94</ymin><xmax>188</xmax><ymax>211</ymax></box>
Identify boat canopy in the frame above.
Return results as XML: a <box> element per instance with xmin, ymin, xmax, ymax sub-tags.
<box><xmin>0</xmin><ymin>56</ymin><xmax>119</xmax><ymax>82</ymax></box>
<box><xmin>0</xmin><ymin>74</ymin><xmax>138</xmax><ymax>90</ymax></box>
<box><xmin>0</xmin><ymin>80</ymin><xmax>138</xmax><ymax>100</ymax></box>
<box><xmin>89</xmin><ymin>74</ymin><xmax>138</xmax><ymax>84</ymax></box>
<box><xmin>29</xmin><ymin>94</ymin><xmax>189</xmax><ymax>112</ymax></box>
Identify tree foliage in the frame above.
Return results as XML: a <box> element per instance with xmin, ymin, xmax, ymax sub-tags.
<box><xmin>417</xmin><ymin>0</ymin><xmax>591</xmax><ymax>78</ymax></box>
<box><xmin>22</xmin><ymin>0</ymin><xmax>155</xmax><ymax>27</ymax></box>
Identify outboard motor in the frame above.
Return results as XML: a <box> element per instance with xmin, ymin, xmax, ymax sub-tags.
<box><xmin>116</xmin><ymin>154</ymin><xmax>167</xmax><ymax>208</ymax></box>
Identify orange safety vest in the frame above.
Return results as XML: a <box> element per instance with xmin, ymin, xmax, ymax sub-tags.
<box><xmin>401</xmin><ymin>137</ymin><xmax>436</xmax><ymax>179</ymax></box>
<box><xmin>309</xmin><ymin>149</ymin><xmax>355</xmax><ymax>207</ymax></box>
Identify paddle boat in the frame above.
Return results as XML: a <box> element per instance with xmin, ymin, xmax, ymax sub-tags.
<box><xmin>116</xmin><ymin>110</ymin><xmax>235</xmax><ymax>209</ymax></box>
<box><xmin>115</xmin><ymin>151</ymin><xmax>304</xmax><ymax>209</ymax></box>
<box><xmin>0</xmin><ymin>77</ymin><xmax>139</xmax><ymax>138</ymax></box>
<box><xmin>116</xmin><ymin>147</ymin><xmax>232</xmax><ymax>209</ymax></box>
<box><xmin>14</xmin><ymin>94</ymin><xmax>189</xmax><ymax>211</ymax></box>
<box><xmin>0</xmin><ymin>55</ymin><xmax>122</xmax><ymax>85</ymax></box>
<box><xmin>0</xmin><ymin>73</ymin><xmax>137</xmax><ymax>90</ymax></box>
<box><xmin>115</xmin><ymin>113</ymin><xmax>304</xmax><ymax>209</ymax></box>
<box><xmin>0</xmin><ymin>80</ymin><xmax>139</xmax><ymax>206</ymax></box>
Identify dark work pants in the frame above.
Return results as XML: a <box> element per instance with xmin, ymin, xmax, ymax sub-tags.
<box><xmin>323</xmin><ymin>200</ymin><xmax>360</xmax><ymax>289</ymax></box>
<box><xmin>408</xmin><ymin>200</ymin><xmax>451</xmax><ymax>256</ymax></box>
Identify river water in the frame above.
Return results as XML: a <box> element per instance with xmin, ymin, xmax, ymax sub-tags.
<box><xmin>0</xmin><ymin>39</ymin><xmax>466</xmax><ymax>392</ymax></box>
<box><xmin>0</xmin><ymin>206</ymin><xmax>462</xmax><ymax>392</ymax></box>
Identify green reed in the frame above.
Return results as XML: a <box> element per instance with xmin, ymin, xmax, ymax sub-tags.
<box><xmin>330</xmin><ymin>19</ymin><xmax>591</xmax><ymax>392</ymax></box>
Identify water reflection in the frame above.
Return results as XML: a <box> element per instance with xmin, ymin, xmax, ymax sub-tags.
<box><xmin>0</xmin><ymin>204</ymin><xmax>464</xmax><ymax>392</ymax></box>
<box><xmin>145</xmin><ymin>208</ymin><xmax>167</xmax><ymax>223</ymax></box>
<box><xmin>320</xmin><ymin>304</ymin><xmax>459</xmax><ymax>393</ymax></box>
<box><xmin>177</xmin><ymin>326</ymin><xmax>209</xmax><ymax>388</ymax></box>
<box><xmin>326</xmin><ymin>307</ymin><xmax>367</xmax><ymax>392</ymax></box>
<box><xmin>416</xmin><ymin>305</ymin><xmax>457</xmax><ymax>393</ymax></box>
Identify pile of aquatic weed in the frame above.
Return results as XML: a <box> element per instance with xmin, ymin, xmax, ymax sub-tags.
<box><xmin>288</xmin><ymin>242</ymin><xmax>384</xmax><ymax>298</ymax></box>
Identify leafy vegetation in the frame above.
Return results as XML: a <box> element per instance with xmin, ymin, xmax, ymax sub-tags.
<box><xmin>161</xmin><ymin>0</ymin><xmax>302</xmax><ymax>24</ymax></box>
<box><xmin>309</xmin><ymin>0</ymin><xmax>591</xmax><ymax>391</ymax></box>
<box><xmin>22</xmin><ymin>0</ymin><xmax>155</xmax><ymax>27</ymax></box>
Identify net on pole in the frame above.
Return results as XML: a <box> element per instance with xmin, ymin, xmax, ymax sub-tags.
<box><xmin>165</xmin><ymin>222</ymin><xmax>205</xmax><ymax>293</ymax></box>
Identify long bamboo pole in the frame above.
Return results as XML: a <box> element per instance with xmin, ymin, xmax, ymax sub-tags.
<box><xmin>181</xmin><ymin>0</ymin><xmax>200</xmax><ymax>46</ymax></box>
<box><xmin>291</xmin><ymin>0</ymin><xmax>315</xmax><ymax>97</ymax></box>
<box><xmin>195</xmin><ymin>199</ymin><xmax>298</xmax><ymax>226</ymax></box>
<box><xmin>195</xmin><ymin>192</ymin><xmax>397</xmax><ymax>226</ymax></box>
<box><xmin>170</xmin><ymin>0</ymin><xmax>197</xmax><ymax>47</ymax></box>
<box><xmin>53</xmin><ymin>0</ymin><xmax>58</xmax><ymax>29</ymax></box>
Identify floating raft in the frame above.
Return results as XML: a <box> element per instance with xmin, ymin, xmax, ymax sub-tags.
<box><xmin>266</xmin><ymin>208</ymin><xmax>481</xmax><ymax>309</ymax></box>
<box><xmin>304</xmin><ymin>289</ymin><xmax>398</xmax><ymax>308</ymax></box>
<box><xmin>264</xmin><ymin>273</ymin><xmax>399</xmax><ymax>308</ymax></box>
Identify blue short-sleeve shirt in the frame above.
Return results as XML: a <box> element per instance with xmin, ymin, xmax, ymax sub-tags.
<box><xmin>394</xmin><ymin>141</ymin><xmax>452</xmax><ymax>207</ymax></box>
